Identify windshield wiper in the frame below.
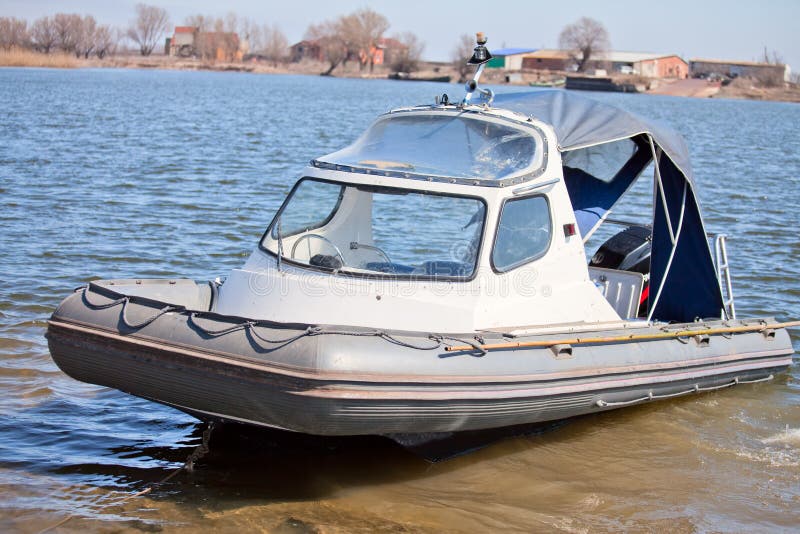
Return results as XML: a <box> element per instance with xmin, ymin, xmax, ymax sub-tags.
<box><xmin>276</xmin><ymin>217</ymin><xmax>284</xmax><ymax>272</ymax></box>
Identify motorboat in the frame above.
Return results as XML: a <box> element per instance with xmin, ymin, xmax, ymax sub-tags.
<box><xmin>47</xmin><ymin>35</ymin><xmax>796</xmax><ymax>449</ymax></box>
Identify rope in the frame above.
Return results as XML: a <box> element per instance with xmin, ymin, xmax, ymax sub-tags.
<box><xmin>595</xmin><ymin>374</ymin><xmax>774</xmax><ymax>407</ymax></box>
<box><xmin>81</xmin><ymin>286</ymin><xmax>127</xmax><ymax>310</ymax></box>
<box><xmin>82</xmin><ymin>285</ymin><xmax>450</xmax><ymax>352</ymax></box>
<box><xmin>380</xmin><ymin>333</ymin><xmax>444</xmax><ymax>351</ymax></box>
<box><xmin>188</xmin><ymin>313</ymin><xmax>254</xmax><ymax>337</ymax></box>
<box><xmin>78</xmin><ymin>284</ymin><xmax>800</xmax><ymax>356</ymax></box>
<box><xmin>249</xmin><ymin>325</ymin><xmax>323</xmax><ymax>345</ymax></box>
<box><xmin>38</xmin><ymin>422</ymin><xmax>215</xmax><ymax>534</ymax></box>
<box><xmin>120</xmin><ymin>300</ymin><xmax>180</xmax><ymax>329</ymax></box>
<box><xmin>83</xmin><ymin>286</ymin><xmax>181</xmax><ymax>330</ymax></box>
<box><xmin>189</xmin><ymin>310</ymin><xmax>448</xmax><ymax>352</ymax></box>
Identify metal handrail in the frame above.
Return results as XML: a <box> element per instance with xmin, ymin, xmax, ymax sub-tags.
<box><xmin>714</xmin><ymin>234</ymin><xmax>736</xmax><ymax>319</ymax></box>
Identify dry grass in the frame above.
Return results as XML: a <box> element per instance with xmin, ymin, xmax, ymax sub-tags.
<box><xmin>717</xmin><ymin>76</ymin><xmax>800</xmax><ymax>103</ymax></box>
<box><xmin>0</xmin><ymin>48</ymin><xmax>77</xmax><ymax>68</ymax></box>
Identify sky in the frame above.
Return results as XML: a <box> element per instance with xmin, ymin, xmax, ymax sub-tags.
<box><xmin>3</xmin><ymin>0</ymin><xmax>798</xmax><ymax>73</ymax></box>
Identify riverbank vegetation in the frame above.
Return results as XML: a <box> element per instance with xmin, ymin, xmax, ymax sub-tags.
<box><xmin>0</xmin><ymin>47</ymin><xmax>76</xmax><ymax>68</ymax></box>
<box><xmin>1</xmin><ymin>5</ymin><xmax>798</xmax><ymax>103</ymax></box>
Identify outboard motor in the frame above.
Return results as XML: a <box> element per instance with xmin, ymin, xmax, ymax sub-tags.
<box><xmin>589</xmin><ymin>225</ymin><xmax>651</xmax><ymax>316</ymax></box>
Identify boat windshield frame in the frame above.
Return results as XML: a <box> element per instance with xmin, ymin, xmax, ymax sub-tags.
<box><xmin>312</xmin><ymin>107</ymin><xmax>549</xmax><ymax>188</ymax></box>
<box><xmin>259</xmin><ymin>177</ymin><xmax>489</xmax><ymax>282</ymax></box>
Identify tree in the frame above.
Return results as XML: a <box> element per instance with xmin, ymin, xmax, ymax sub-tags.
<box><xmin>0</xmin><ymin>17</ymin><xmax>29</xmax><ymax>50</ymax></box>
<box><xmin>74</xmin><ymin>15</ymin><xmax>97</xmax><ymax>59</ymax></box>
<box><xmin>756</xmin><ymin>47</ymin><xmax>786</xmax><ymax>87</ymax></box>
<box><xmin>388</xmin><ymin>32</ymin><xmax>424</xmax><ymax>73</ymax></box>
<box><xmin>30</xmin><ymin>16</ymin><xmax>58</xmax><ymax>53</ymax></box>
<box><xmin>305</xmin><ymin>20</ymin><xmax>348</xmax><ymax>76</ymax></box>
<box><xmin>53</xmin><ymin>13</ymin><xmax>82</xmax><ymax>54</ymax></box>
<box><xmin>184</xmin><ymin>14</ymin><xmax>212</xmax><ymax>32</ymax></box>
<box><xmin>341</xmin><ymin>8</ymin><xmax>388</xmax><ymax>72</ymax></box>
<box><xmin>260</xmin><ymin>23</ymin><xmax>288</xmax><ymax>66</ymax></box>
<box><xmin>94</xmin><ymin>25</ymin><xmax>117</xmax><ymax>59</ymax></box>
<box><xmin>558</xmin><ymin>16</ymin><xmax>609</xmax><ymax>72</ymax></box>
<box><xmin>761</xmin><ymin>46</ymin><xmax>784</xmax><ymax>66</ymax></box>
<box><xmin>127</xmin><ymin>3</ymin><xmax>170</xmax><ymax>56</ymax></box>
<box><xmin>237</xmin><ymin>17</ymin><xmax>260</xmax><ymax>55</ymax></box>
<box><xmin>451</xmin><ymin>33</ymin><xmax>475</xmax><ymax>83</ymax></box>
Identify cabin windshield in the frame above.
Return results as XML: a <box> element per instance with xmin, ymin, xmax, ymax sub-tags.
<box><xmin>262</xmin><ymin>178</ymin><xmax>486</xmax><ymax>278</ymax></box>
<box><xmin>318</xmin><ymin>112</ymin><xmax>542</xmax><ymax>182</ymax></box>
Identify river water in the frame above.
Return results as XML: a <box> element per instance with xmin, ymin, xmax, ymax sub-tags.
<box><xmin>1</xmin><ymin>68</ymin><xmax>798</xmax><ymax>532</ymax></box>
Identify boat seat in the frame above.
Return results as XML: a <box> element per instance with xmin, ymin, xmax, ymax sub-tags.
<box><xmin>588</xmin><ymin>266</ymin><xmax>644</xmax><ymax>319</ymax></box>
<box><xmin>310</xmin><ymin>254</ymin><xmax>343</xmax><ymax>270</ymax></box>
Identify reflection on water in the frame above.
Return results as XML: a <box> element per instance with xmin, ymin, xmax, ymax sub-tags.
<box><xmin>0</xmin><ymin>68</ymin><xmax>798</xmax><ymax>532</ymax></box>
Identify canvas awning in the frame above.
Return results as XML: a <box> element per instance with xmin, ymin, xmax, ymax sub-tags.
<box><xmin>494</xmin><ymin>91</ymin><xmax>725</xmax><ymax>323</ymax></box>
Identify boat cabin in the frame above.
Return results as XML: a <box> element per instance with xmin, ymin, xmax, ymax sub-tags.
<box><xmin>215</xmin><ymin>92</ymin><xmax>728</xmax><ymax>333</ymax></box>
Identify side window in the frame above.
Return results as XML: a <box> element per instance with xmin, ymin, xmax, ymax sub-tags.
<box><xmin>492</xmin><ymin>195</ymin><xmax>552</xmax><ymax>272</ymax></box>
<box><xmin>270</xmin><ymin>179</ymin><xmax>343</xmax><ymax>238</ymax></box>
<box><xmin>561</xmin><ymin>138</ymin><xmax>638</xmax><ymax>183</ymax></box>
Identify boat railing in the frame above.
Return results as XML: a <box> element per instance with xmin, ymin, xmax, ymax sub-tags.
<box><xmin>713</xmin><ymin>234</ymin><xmax>736</xmax><ymax>320</ymax></box>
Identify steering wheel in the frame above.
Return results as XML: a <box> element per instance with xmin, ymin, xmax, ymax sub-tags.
<box><xmin>290</xmin><ymin>234</ymin><xmax>346</xmax><ymax>266</ymax></box>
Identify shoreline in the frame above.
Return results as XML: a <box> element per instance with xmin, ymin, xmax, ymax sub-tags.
<box><xmin>3</xmin><ymin>52</ymin><xmax>799</xmax><ymax>103</ymax></box>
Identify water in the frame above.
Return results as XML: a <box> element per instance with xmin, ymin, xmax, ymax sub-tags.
<box><xmin>1</xmin><ymin>68</ymin><xmax>798</xmax><ymax>532</ymax></box>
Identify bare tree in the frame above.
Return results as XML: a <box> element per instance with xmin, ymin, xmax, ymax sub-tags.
<box><xmin>260</xmin><ymin>23</ymin><xmax>288</xmax><ymax>66</ymax></box>
<box><xmin>53</xmin><ymin>13</ymin><xmax>82</xmax><ymax>54</ymax></box>
<box><xmin>94</xmin><ymin>26</ymin><xmax>117</xmax><ymax>59</ymax></box>
<box><xmin>0</xmin><ymin>17</ymin><xmax>29</xmax><ymax>50</ymax></box>
<box><xmin>30</xmin><ymin>16</ymin><xmax>59</xmax><ymax>53</ymax></box>
<box><xmin>184</xmin><ymin>14</ymin><xmax>212</xmax><ymax>32</ymax></box>
<box><xmin>75</xmin><ymin>16</ymin><xmax>97</xmax><ymax>58</ymax></box>
<box><xmin>342</xmin><ymin>8</ymin><xmax>389</xmax><ymax>72</ymax></box>
<box><xmin>451</xmin><ymin>33</ymin><xmax>475</xmax><ymax>83</ymax></box>
<box><xmin>305</xmin><ymin>20</ymin><xmax>348</xmax><ymax>76</ymax></box>
<box><xmin>754</xmin><ymin>47</ymin><xmax>786</xmax><ymax>87</ymax></box>
<box><xmin>237</xmin><ymin>17</ymin><xmax>260</xmax><ymax>55</ymax></box>
<box><xmin>224</xmin><ymin>12</ymin><xmax>239</xmax><ymax>35</ymax></box>
<box><xmin>388</xmin><ymin>32</ymin><xmax>424</xmax><ymax>73</ymax></box>
<box><xmin>333</xmin><ymin>15</ymin><xmax>359</xmax><ymax>68</ymax></box>
<box><xmin>127</xmin><ymin>3</ymin><xmax>170</xmax><ymax>56</ymax></box>
<box><xmin>558</xmin><ymin>16</ymin><xmax>610</xmax><ymax>72</ymax></box>
<box><xmin>761</xmin><ymin>46</ymin><xmax>784</xmax><ymax>66</ymax></box>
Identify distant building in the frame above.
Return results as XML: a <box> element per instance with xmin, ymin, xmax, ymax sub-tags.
<box><xmin>289</xmin><ymin>37</ymin><xmax>407</xmax><ymax>67</ymax></box>
<box><xmin>290</xmin><ymin>40</ymin><xmax>322</xmax><ymax>62</ymax></box>
<box><xmin>522</xmin><ymin>49</ymin><xmax>688</xmax><ymax>78</ymax></box>
<box><xmin>166</xmin><ymin>26</ymin><xmax>243</xmax><ymax>62</ymax></box>
<box><xmin>689</xmin><ymin>59</ymin><xmax>789</xmax><ymax>82</ymax></box>
<box><xmin>522</xmin><ymin>49</ymin><xmax>571</xmax><ymax>71</ymax></box>
<box><xmin>591</xmin><ymin>52</ymin><xmax>687</xmax><ymax>78</ymax></box>
<box><xmin>635</xmin><ymin>55</ymin><xmax>688</xmax><ymax>78</ymax></box>
<box><xmin>197</xmin><ymin>32</ymin><xmax>242</xmax><ymax>62</ymax></box>
<box><xmin>168</xmin><ymin>26</ymin><xmax>197</xmax><ymax>57</ymax></box>
<box><xmin>487</xmin><ymin>48</ymin><xmax>538</xmax><ymax>70</ymax></box>
<box><xmin>377</xmin><ymin>37</ymin><xmax>408</xmax><ymax>67</ymax></box>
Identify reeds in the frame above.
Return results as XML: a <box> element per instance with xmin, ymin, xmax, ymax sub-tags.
<box><xmin>0</xmin><ymin>48</ymin><xmax>77</xmax><ymax>68</ymax></box>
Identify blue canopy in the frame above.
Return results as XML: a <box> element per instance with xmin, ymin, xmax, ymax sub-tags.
<box><xmin>493</xmin><ymin>91</ymin><xmax>725</xmax><ymax>323</ymax></box>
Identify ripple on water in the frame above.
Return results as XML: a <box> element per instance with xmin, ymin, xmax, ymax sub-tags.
<box><xmin>0</xmin><ymin>69</ymin><xmax>799</xmax><ymax>531</ymax></box>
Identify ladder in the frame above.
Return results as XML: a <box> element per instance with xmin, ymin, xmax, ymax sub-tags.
<box><xmin>714</xmin><ymin>234</ymin><xmax>736</xmax><ymax>319</ymax></box>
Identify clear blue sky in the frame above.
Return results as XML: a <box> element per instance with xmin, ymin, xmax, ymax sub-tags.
<box><xmin>3</xmin><ymin>0</ymin><xmax>798</xmax><ymax>72</ymax></box>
